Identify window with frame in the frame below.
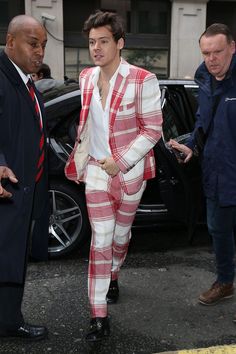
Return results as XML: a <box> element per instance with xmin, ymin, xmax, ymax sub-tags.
<box><xmin>0</xmin><ymin>0</ymin><xmax>8</xmax><ymax>27</ymax></box>
<box><xmin>64</xmin><ymin>0</ymin><xmax>170</xmax><ymax>80</ymax></box>
<box><xmin>0</xmin><ymin>0</ymin><xmax>25</xmax><ymax>44</ymax></box>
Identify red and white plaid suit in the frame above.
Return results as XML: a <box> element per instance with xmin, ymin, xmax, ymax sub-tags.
<box><xmin>65</xmin><ymin>58</ymin><xmax>163</xmax><ymax>317</ymax></box>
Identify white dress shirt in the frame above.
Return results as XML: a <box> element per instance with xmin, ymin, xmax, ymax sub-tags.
<box><xmin>89</xmin><ymin>64</ymin><xmax>121</xmax><ymax>160</ymax></box>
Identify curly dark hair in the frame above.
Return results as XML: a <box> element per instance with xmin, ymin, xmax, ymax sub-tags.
<box><xmin>82</xmin><ymin>10</ymin><xmax>125</xmax><ymax>43</ymax></box>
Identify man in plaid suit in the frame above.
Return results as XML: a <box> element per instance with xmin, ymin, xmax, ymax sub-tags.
<box><xmin>65</xmin><ymin>10</ymin><xmax>163</xmax><ymax>341</ymax></box>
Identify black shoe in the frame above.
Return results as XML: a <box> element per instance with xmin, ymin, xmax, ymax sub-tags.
<box><xmin>85</xmin><ymin>317</ymin><xmax>110</xmax><ymax>342</ymax></box>
<box><xmin>106</xmin><ymin>279</ymin><xmax>119</xmax><ymax>304</ymax></box>
<box><xmin>0</xmin><ymin>323</ymin><xmax>48</xmax><ymax>341</ymax></box>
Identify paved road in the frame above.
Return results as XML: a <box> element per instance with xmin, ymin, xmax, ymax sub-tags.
<box><xmin>159</xmin><ymin>346</ymin><xmax>236</xmax><ymax>353</ymax></box>
<box><xmin>1</xmin><ymin>226</ymin><xmax>236</xmax><ymax>353</ymax></box>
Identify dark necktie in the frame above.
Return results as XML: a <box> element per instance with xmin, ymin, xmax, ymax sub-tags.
<box><xmin>27</xmin><ymin>79</ymin><xmax>45</xmax><ymax>182</ymax></box>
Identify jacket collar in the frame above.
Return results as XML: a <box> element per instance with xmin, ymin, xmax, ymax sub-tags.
<box><xmin>118</xmin><ymin>57</ymin><xmax>130</xmax><ymax>78</ymax></box>
<box><xmin>81</xmin><ymin>58</ymin><xmax>131</xmax><ymax>128</ymax></box>
<box><xmin>0</xmin><ymin>50</ymin><xmax>44</xmax><ymax>122</ymax></box>
<box><xmin>194</xmin><ymin>53</ymin><xmax>236</xmax><ymax>95</ymax></box>
<box><xmin>90</xmin><ymin>57</ymin><xmax>130</xmax><ymax>81</ymax></box>
<box><xmin>0</xmin><ymin>50</ymin><xmax>26</xmax><ymax>87</ymax></box>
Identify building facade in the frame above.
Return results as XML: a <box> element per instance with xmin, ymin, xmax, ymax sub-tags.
<box><xmin>0</xmin><ymin>0</ymin><xmax>236</xmax><ymax>81</ymax></box>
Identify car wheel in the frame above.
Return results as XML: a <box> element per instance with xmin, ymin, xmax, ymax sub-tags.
<box><xmin>48</xmin><ymin>180</ymin><xmax>90</xmax><ymax>258</ymax></box>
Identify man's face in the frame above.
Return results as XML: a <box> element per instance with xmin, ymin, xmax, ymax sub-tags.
<box><xmin>88</xmin><ymin>26</ymin><xmax>124</xmax><ymax>69</ymax></box>
<box><xmin>6</xmin><ymin>24</ymin><xmax>47</xmax><ymax>74</ymax></box>
<box><xmin>31</xmin><ymin>72</ymin><xmax>40</xmax><ymax>81</ymax></box>
<box><xmin>200</xmin><ymin>34</ymin><xmax>235</xmax><ymax>80</ymax></box>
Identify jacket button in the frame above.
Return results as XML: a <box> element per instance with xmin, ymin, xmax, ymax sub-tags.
<box><xmin>23</xmin><ymin>186</ymin><xmax>31</xmax><ymax>194</ymax></box>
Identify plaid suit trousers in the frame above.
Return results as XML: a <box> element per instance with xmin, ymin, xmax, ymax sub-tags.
<box><xmin>85</xmin><ymin>165</ymin><xmax>146</xmax><ymax>318</ymax></box>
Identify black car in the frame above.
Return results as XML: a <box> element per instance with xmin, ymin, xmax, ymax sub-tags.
<box><xmin>44</xmin><ymin>80</ymin><xmax>202</xmax><ymax>258</ymax></box>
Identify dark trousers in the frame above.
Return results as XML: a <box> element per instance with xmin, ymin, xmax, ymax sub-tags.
<box><xmin>207</xmin><ymin>197</ymin><xmax>236</xmax><ymax>284</ymax></box>
<box><xmin>0</xmin><ymin>284</ymin><xmax>24</xmax><ymax>330</ymax></box>
<box><xmin>0</xmin><ymin>220</ymin><xmax>35</xmax><ymax>330</ymax></box>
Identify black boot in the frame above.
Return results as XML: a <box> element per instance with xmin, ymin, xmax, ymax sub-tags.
<box><xmin>106</xmin><ymin>279</ymin><xmax>119</xmax><ymax>304</ymax></box>
<box><xmin>85</xmin><ymin>317</ymin><xmax>110</xmax><ymax>342</ymax></box>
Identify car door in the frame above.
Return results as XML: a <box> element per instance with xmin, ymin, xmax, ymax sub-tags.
<box><xmin>155</xmin><ymin>83</ymin><xmax>204</xmax><ymax>238</ymax></box>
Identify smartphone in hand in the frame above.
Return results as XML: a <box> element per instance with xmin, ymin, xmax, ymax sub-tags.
<box><xmin>172</xmin><ymin>148</ymin><xmax>186</xmax><ymax>161</ymax></box>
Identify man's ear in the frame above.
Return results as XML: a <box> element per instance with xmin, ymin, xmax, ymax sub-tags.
<box><xmin>6</xmin><ymin>33</ymin><xmax>14</xmax><ymax>50</ymax></box>
<box><xmin>117</xmin><ymin>37</ymin><xmax>124</xmax><ymax>50</ymax></box>
<box><xmin>230</xmin><ymin>40</ymin><xmax>236</xmax><ymax>54</ymax></box>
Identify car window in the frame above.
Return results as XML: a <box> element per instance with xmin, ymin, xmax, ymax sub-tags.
<box><xmin>185</xmin><ymin>85</ymin><xmax>199</xmax><ymax>115</ymax></box>
<box><xmin>162</xmin><ymin>99</ymin><xmax>179</xmax><ymax>141</ymax></box>
<box><xmin>161</xmin><ymin>84</ymin><xmax>198</xmax><ymax>142</ymax></box>
<box><xmin>161</xmin><ymin>89</ymin><xmax>188</xmax><ymax>142</ymax></box>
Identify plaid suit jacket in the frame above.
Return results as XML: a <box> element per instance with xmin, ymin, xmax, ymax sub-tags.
<box><xmin>65</xmin><ymin>58</ymin><xmax>163</xmax><ymax>195</ymax></box>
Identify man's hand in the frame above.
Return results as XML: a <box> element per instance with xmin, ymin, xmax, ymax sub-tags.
<box><xmin>168</xmin><ymin>139</ymin><xmax>193</xmax><ymax>163</ymax></box>
<box><xmin>98</xmin><ymin>157</ymin><xmax>120</xmax><ymax>177</ymax></box>
<box><xmin>0</xmin><ymin>166</ymin><xmax>18</xmax><ymax>198</ymax></box>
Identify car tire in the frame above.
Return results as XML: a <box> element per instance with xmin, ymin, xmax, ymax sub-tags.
<box><xmin>48</xmin><ymin>179</ymin><xmax>91</xmax><ymax>258</ymax></box>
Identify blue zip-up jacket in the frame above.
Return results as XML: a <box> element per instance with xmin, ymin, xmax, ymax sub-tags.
<box><xmin>187</xmin><ymin>54</ymin><xmax>236</xmax><ymax>206</ymax></box>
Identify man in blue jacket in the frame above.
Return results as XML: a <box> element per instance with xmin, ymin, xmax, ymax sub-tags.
<box><xmin>170</xmin><ymin>23</ymin><xmax>236</xmax><ymax>306</ymax></box>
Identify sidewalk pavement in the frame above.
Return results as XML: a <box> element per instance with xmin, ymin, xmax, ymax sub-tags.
<box><xmin>156</xmin><ymin>345</ymin><xmax>236</xmax><ymax>353</ymax></box>
<box><xmin>1</xmin><ymin>244</ymin><xmax>236</xmax><ymax>353</ymax></box>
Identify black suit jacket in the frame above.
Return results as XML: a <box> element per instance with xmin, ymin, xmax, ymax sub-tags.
<box><xmin>0</xmin><ymin>50</ymin><xmax>48</xmax><ymax>283</ymax></box>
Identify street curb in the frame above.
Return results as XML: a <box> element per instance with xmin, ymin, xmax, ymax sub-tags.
<box><xmin>154</xmin><ymin>345</ymin><xmax>236</xmax><ymax>353</ymax></box>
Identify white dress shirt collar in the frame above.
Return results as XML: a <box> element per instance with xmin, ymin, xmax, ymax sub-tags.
<box><xmin>92</xmin><ymin>59</ymin><xmax>122</xmax><ymax>87</ymax></box>
<box><xmin>9</xmin><ymin>59</ymin><xmax>31</xmax><ymax>85</ymax></box>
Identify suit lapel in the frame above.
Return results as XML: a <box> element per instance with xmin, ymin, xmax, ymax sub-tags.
<box><xmin>110</xmin><ymin>59</ymin><xmax>130</xmax><ymax>127</ymax></box>
<box><xmin>80</xmin><ymin>61</ymin><xmax>130</xmax><ymax>129</ymax></box>
<box><xmin>23</xmin><ymin>83</ymin><xmax>40</xmax><ymax>122</ymax></box>
<box><xmin>80</xmin><ymin>73</ymin><xmax>94</xmax><ymax>127</ymax></box>
<box><xmin>0</xmin><ymin>51</ymin><xmax>41</xmax><ymax>125</ymax></box>
<box><xmin>21</xmin><ymin>80</ymin><xmax>44</xmax><ymax>131</ymax></box>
